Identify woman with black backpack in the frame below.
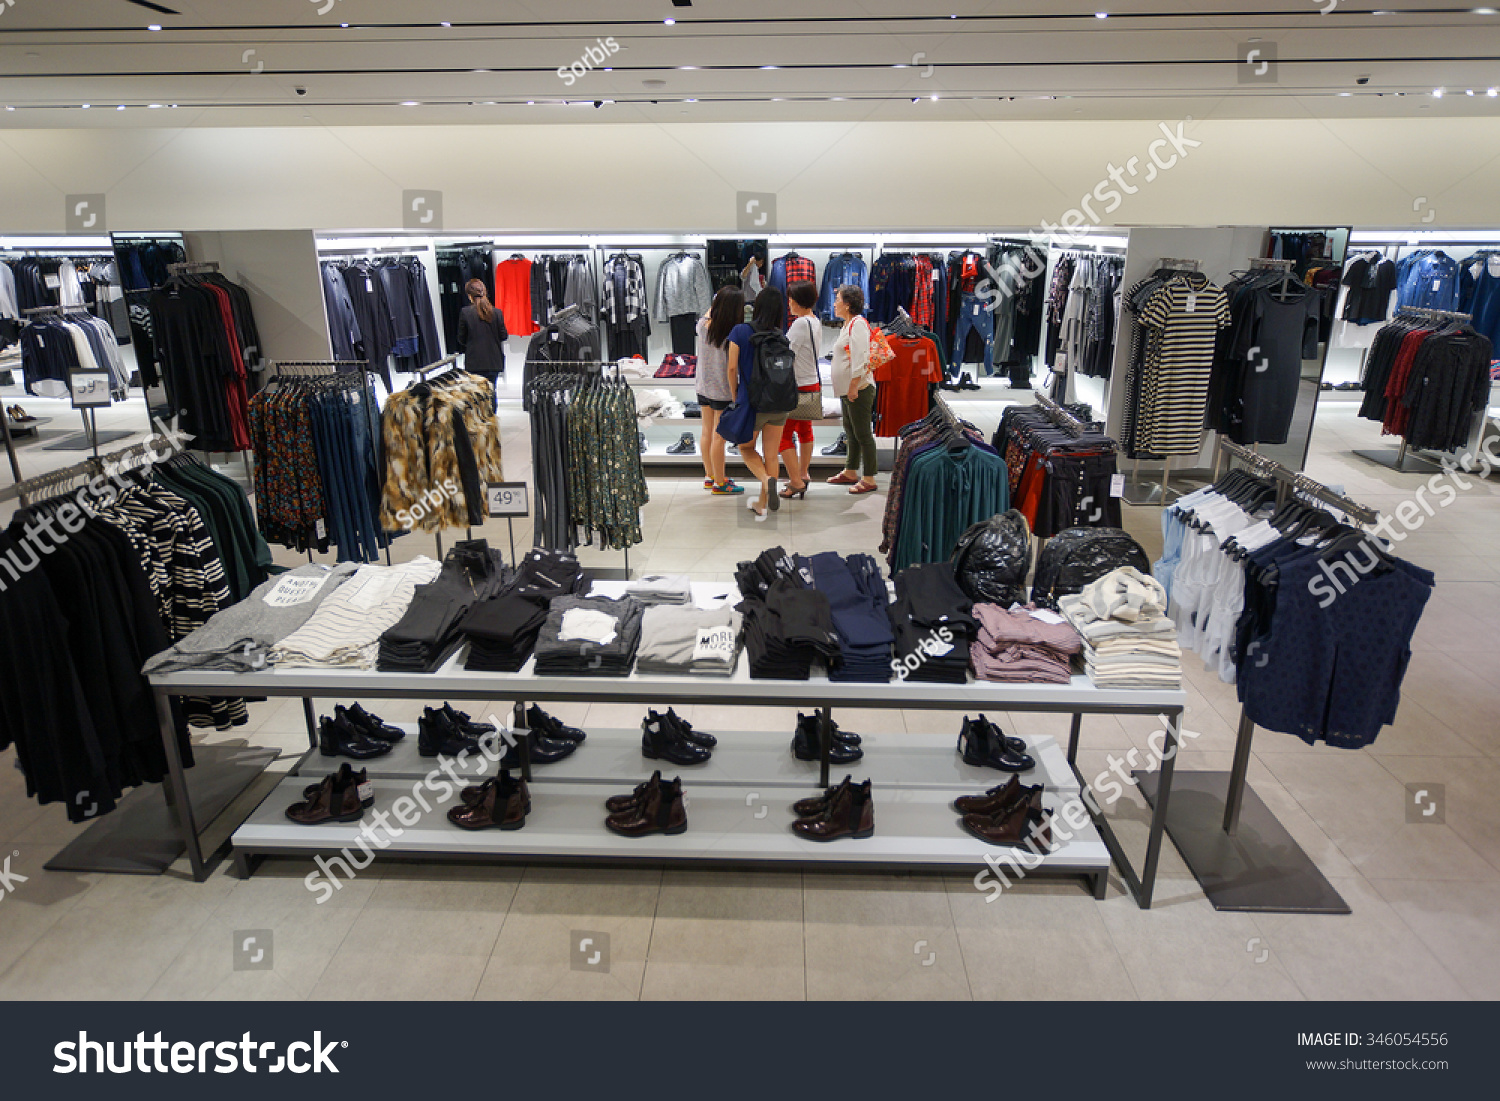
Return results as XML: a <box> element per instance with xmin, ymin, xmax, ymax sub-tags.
<box><xmin>724</xmin><ymin>287</ymin><xmax>794</xmax><ymax>519</ymax></box>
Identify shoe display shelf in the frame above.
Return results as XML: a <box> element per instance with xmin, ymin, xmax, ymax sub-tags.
<box><xmin>147</xmin><ymin>655</ymin><xmax>1186</xmax><ymax>909</ymax></box>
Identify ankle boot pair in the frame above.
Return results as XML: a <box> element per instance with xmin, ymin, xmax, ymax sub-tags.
<box><xmin>318</xmin><ymin>712</ymin><xmax>394</xmax><ymax>761</ymax></box>
<box><xmin>418</xmin><ymin>704</ymin><xmax>495</xmax><ymax>758</ymax></box>
<box><xmin>287</xmin><ymin>763</ymin><xmax>370</xmax><ymax>825</ymax></box>
<box><xmin>448</xmin><ymin>769</ymin><xmax>529</xmax><ymax>830</ymax></box>
<box><xmin>957</xmin><ymin>714</ymin><xmax>1035</xmax><ymax>772</ymax></box>
<box><xmin>604</xmin><ymin>770</ymin><xmax>688</xmax><ymax>836</ymax></box>
<box><xmin>791</xmin><ymin>775</ymin><xmax>875</xmax><ymax>841</ymax></box>
<box><xmin>790</xmin><ymin>712</ymin><xmax>863</xmax><ymax>764</ymax></box>
<box><xmin>501</xmin><ymin>706</ymin><xmax>583</xmax><ymax>768</ymax></box>
<box><xmin>956</xmin><ymin>775</ymin><xmax>1052</xmax><ymax>850</ymax></box>
<box><xmin>641</xmin><ymin>708</ymin><xmax>715</xmax><ymax>765</ymax></box>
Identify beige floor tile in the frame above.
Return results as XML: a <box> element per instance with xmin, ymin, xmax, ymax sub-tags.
<box><xmin>802</xmin><ymin>873</ymin><xmax>969</xmax><ymax>1000</ymax></box>
<box><xmin>641</xmin><ymin>869</ymin><xmax>805</xmax><ymax>1000</ymax></box>
<box><xmin>475</xmin><ymin>866</ymin><xmax>660</xmax><ymax>1001</ymax></box>
<box><xmin>1253</xmin><ymin>875</ymin><xmax>1468</xmax><ymax>1000</ymax></box>
<box><xmin>308</xmin><ymin>907</ymin><xmax>505</xmax><ymax>1000</ymax></box>
<box><xmin>1370</xmin><ymin>878</ymin><xmax>1500</xmax><ymax>1000</ymax></box>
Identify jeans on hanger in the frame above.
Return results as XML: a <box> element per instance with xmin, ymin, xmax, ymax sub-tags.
<box><xmin>952</xmin><ymin>293</ymin><xmax>995</xmax><ymax>376</ymax></box>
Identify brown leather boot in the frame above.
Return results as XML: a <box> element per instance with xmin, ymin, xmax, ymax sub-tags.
<box><xmin>792</xmin><ymin>779</ymin><xmax>875</xmax><ymax>841</ymax></box>
<box><xmin>605</xmin><ymin>775</ymin><xmax>688</xmax><ymax>837</ymax></box>
<box><xmin>961</xmin><ymin>789</ymin><xmax>1052</xmax><ymax>851</ymax></box>
<box><xmin>791</xmin><ymin>775</ymin><xmax>852</xmax><ymax>818</ymax></box>
<box><xmin>459</xmin><ymin>776</ymin><xmax>497</xmax><ymax>806</ymax></box>
<box><xmin>953</xmin><ymin>775</ymin><xmax>1037</xmax><ymax>815</ymax></box>
<box><xmin>448</xmin><ymin>770</ymin><xmax>529</xmax><ymax>831</ymax></box>
<box><xmin>605</xmin><ymin>771</ymin><xmax>660</xmax><ymax>813</ymax></box>
<box><xmin>286</xmin><ymin>764</ymin><xmax>368</xmax><ymax>825</ymax></box>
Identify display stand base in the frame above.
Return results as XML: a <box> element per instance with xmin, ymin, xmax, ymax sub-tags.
<box><xmin>1136</xmin><ymin>770</ymin><xmax>1350</xmax><ymax>914</ymax></box>
<box><xmin>1353</xmin><ymin>447</ymin><xmax>1446</xmax><ymax>475</ymax></box>
<box><xmin>44</xmin><ymin>744</ymin><xmax>280</xmax><ymax>875</ymax></box>
<box><xmin>42</xmin><ymin>428</ymin><xmax>134</xmax><ymax>451</ymax></box>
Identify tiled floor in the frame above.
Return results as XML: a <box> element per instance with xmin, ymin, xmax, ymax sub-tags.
<box><xmin>2</xmin><ymin>372</ymin><xmax>1497</xmax><ymax>1001</ymax></box>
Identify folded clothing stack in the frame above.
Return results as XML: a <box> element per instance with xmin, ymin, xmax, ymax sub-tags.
<box><xmin>807</xmin><ymin>551</ymin><xmax>893</xmax><ymax>683</ymax></box>
<box><xmin>143</xmin><ymin>562</ymin><xmax>360</xmax><ymax>674</ymax></box>
<box><xmin>970</xmin><ymin>603</ymin><xmax>1082</xmax><ymax>684</ymax></box>
<box><xmin>655</xmin><ymin>354</ymin><xmax>697</xmax><ymax>379</ymax></box>
<box><xmin>377</xmin><ymin>541</ymin><xmax>511</xmax><ymax>672</ymax></box>
<box><xmin>270</xmin><ymin>557</ymin><xmax>443</xmax><ymax>669</ymax></box>
<box><xmin>615</xmin><ymin>358</ymin><xmax>657</xmax><ymax>381</ymax></box>
<box><xmin>1058</xmin><ymin>567</ymin><xmax>1181</xmax><ymax>689</ymax></box>
<box><xmin>533</xmin><ymin>595</ymin><xmax>645</xmax><ymax>676</ymax></box>
<box><xmin>888</xmin><ymin>562</ymin><xmax>975</xmax><ymax>684</ymax></box>
<box><xmin>625</xmin><ymin>573</ymin><xmax>693</xmax><ymax>606</ymax></box>
<box><xmin>461</xmin><ymin>549</ymin><xmax>588</xmax><ymax>671</ymax></box>
<box><xmin>735</xmin><ymin>546</ymin><xmax>803</xmax><ymax>602</ymax></box>
<box><xmin>634</xmin><ymin>388</ymin><xmax>685</xmax><ymax>422</ymax></box>
<box><xmin>636</xmin><ymin>605</ymin><xmax>743</xmax><ymax>676</ymax></box>
<box><xmin>740</xmin><ymin>574</ymin><xmax>842</xmax><ymax>680</ymax></box>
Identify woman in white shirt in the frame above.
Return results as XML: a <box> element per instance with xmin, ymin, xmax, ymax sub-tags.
<box><xmin>776</xmin><ymin>281</ymin><xmax>822</xmax><ymax>498</ymax></box>
<box><xmin>827</xmin><ymin>285</ymin><xmax>879</xmax><ymax>494</ymax></box>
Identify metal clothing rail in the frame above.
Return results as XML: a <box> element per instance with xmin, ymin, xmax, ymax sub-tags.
<box><xmin>1217</xmin><ymin>437</ymin><xmax>1379</xmax><ymax>524</ymax></box>
<box><xmin>1248</xmin><ymin>257</ymin><xmax>1295</xmax><ymax>270</ymax></box>
<box><xmin>412</xmin><ymin>353</ymin><xmax>460</xmax><ymax>378</ymax></box>
<box><xmin>0</xmin><ymin>433</ymin><xmax>174</xmax><ymax>505</ymax></box>
<box><xmin>166</xmin><ymin>261</ymin><xmax>219</xmax><ymax>275</ymax></box>
<box><xmin>1157</xmin><ymin>257</ymin><xmax>1201</xmax><ymax>272</ymax></box>
<box><xmin>1396</xmin><ymin>306</ymin><xmax>1472</xmax><ymax>322</ymax></box>
<box><xmin>1031</xmin><ymin>390</ymin><xmax>1088</xmax><ymax>438</ymax></box>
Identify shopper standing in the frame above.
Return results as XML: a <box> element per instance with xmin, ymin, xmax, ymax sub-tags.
<box><xmin>726</xmin><ymin>287</ymin><xmax>789</xmax><ymax>518</ymax></box>
<box><xmin>456</xmin><ymin>279</ymin><xmax>508</xmax><ymax>407</ymax></box>
<box><xmin>828</xmin><ymin>285</ymin><xmax>878</xmax><ymax>494</ymax></box>
<box><xmin>777</xmin><ymin>281</ymin><xmax>822</xmax><ymax>499</ymax></box>
<box><xmin>696</xmin><ymin>286</ymin><xmax>746</xmax><ymax>495</ymax></box>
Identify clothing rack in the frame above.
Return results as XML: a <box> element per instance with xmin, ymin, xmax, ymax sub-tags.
<box><xmin>1396</xmin><ymin>306</ymin><xmax>1472</xmax><ymax>322</ymax></box>
<box><xmin>319</xmin><ymin>247</ymin><xmax>429</xmax><ymax>258</ymax></box>
<box><xmin>1141</xmin><ymin>435</ymin><xmax>1384</xmax><ymax>914</ymax></box>
<box><xmin>1248</xmin><ymin>257</ymin><xmax>1295</xmax><ymax>271</ymax></box>
<box><xmin>1158</xmin><ymin>257</ymin><xmax>1201</xmax><ymax>272</ymax></box>
<box><xmin>412</xmin><ymin>353</ymin><xmax>460</xmax><ymax>379</ymax></box>
<box><xmin>1360</xmin><ymin>308</ymin><xmax>1476</xmax><ymax>472</ymax></box>
<box><xmin>0</xmin><ymin>433</ymin><xmax>174</xmax><ymax>506</ymax></box>
<box><xmin>166</xmin><ymin>261</ymin><xmax>219</xmax><ymax>275</ymax></box>
<box><xmin>1032</xmin><ymin>390</ymin><xmax>1088</xmax><ymax>438</ymax></box>
<box><xmin>22</xmin><ymin>305</ymin><xmax>66</xmax><ymax>317</ymax></box>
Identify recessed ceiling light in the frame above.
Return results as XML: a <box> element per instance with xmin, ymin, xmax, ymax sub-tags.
<box><xmin>1467</xmin><ymin>88</ymin><xmax>1476</xmax><ymax>95</ymax></box>
<box><xmin>604</xmin><ymin>67</ymin><xmax>612</xmax><ymax>72</ymax></box>
<box><xmin>147</xmin><ymin>24</ymin><xmax>161</xmax><ymax>32</ymax></box>
<box><xmin>526</xmin><ymin>100</ymin><xmax>535</xmax><ymax>105</ymax></box>
<box><xmin>831</xmin><ymin>96</ymin><xmax>845</xmax><ymax>101</ymax></box>
<box><xmin>1338</xmin><ymin>91</ymin><xmax>1351</xmax><ymax>96</ymax></box>
<box><xmin>1433</xmin><ymin>88</ymin><xmax>1444</xmax><ymax>97</ymax></box>
<box><xmin>664</xmin><ymin>17</ymin><xmax>676</xmax><ymax>25</ymax></box>
<box><xmin>116</xmin><ymin>105</ymin><xmax>125</xmax><ymax>111</ymax></box>
<box><xmin>930</xmin><ymin>93</ymin><xmax>939</xmax><ymax>101</ymax></box>
<box><xmin>170</xmin><ymin>104</ymin><xmax>177</xmax><ymax>108</ymax></box>
<box><xmin>81</xmin><ymin>104</ymin><xmax>90</xmax><ymax>109</ymax></box>
<box><xmin>401</xmin><ymin>101</ymin><xmax>419</xmax><ymax>106</ymax></box>
<box><xmin>148</xmin><ymin>103</ymin><xmax>162</xmax><ymax>109</ymax></box>
<box><xmin>1489</xmin><ymin>87</ymin><xmax>1498</xmax><ymax>96</ymax></box>
<box><xmin>893</xmin><ymin>64</ymin><xmax>907</xmax><ymax>69</ymax></box>
<box><xmin>4</xmin><ymin>106</ymin><xmax>14</xmax><ymax>112</ymax></box>
<box><xmin>340</xmin><ymin>23</ymin><xmax>349</xmax><ymax>28</ymax></box>
<box><xmin>761</xmin><ymin>65</ymin><xmax>779</xmax><ymax>70</ymax></box>
<box><xmin>679</xmin><ymin>66</ymin><xmax>696</xmax><ymax>71</ymax></box>
<box><xmin>685</xmin><ymin>98</ymin><xmax>697</xmax><ymax>102</ymax></box>
<box><xmin>440</xmin><ymin>21</ymin><xmax>451</xmax><ymax>27</ymax></box>
<box><xmin>911</xmin><ymin>97</ymin><xmax>920</xmax><ymax>103</ymax></box>
<box><xmin>472</xmin><ymin>69</ymin><xmax>488</xmax><ymax>73</ymax></box>
<box><xmin>1095</xmin><ymin>11</ymin><xmax>1108</xmax><ymax>17</ymax></box>
<box><xmin>1473</xmin><ymin>7</ymin><xmax>1497</xmax><ymax>13</ymax></box>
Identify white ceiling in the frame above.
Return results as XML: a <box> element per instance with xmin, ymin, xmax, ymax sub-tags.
<box><xmin>1</xmin><ymin>1</ymin><xmax>1498</xmax><ymax>125</ymax></box>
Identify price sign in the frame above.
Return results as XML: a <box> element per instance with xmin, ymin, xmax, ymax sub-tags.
<box><xmin>486</xmin><ymin>482</ymin><xmax>530</xmax><ymax>518</ymax></box>
<box><xmin>68</xmin><ymin>369</ymin><xmax>114</xmax><ymax>409</ymax></box>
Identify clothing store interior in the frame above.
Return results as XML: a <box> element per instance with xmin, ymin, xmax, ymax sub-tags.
<box><xmin>1</xmin><ymin>1</ymin><xmax>1498</xmax><ymax>1009</ymax></box>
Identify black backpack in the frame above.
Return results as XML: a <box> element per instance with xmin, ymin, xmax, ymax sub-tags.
<box><xmin>748</xmin><ymin>327</ymin><xmax>798</xmax><ymax>414</ymax></box>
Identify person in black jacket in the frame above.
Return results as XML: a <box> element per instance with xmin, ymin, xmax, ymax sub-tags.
<box><xmin>457</xmin><ymin>278</ymin><xmax>508</xmax><ymax>406</ymax></box>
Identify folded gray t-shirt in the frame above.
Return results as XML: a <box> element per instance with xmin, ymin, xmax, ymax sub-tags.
<box><xmin>143</xmin><ymin>563</ymin><xmax>360</xmax><ymax>674</ymax></box>
<box><xmin>636</xmin><ymin>604</ymin><xmax>743</xmax><ymax>675</ymax></box>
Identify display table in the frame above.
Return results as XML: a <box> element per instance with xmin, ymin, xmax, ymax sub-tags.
<box><xmin>147</xmin><ymin>656</ymin><xmax>1187</xmax><ymax>907</ymax></box>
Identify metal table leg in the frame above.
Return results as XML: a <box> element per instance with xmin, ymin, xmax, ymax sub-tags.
<box><xmin>1136</xmin><ymin>707</ymin><xmax>1182</xmax><ymax>909</ymax></box>
<box><xmin>817</xmin><ymin>706</ymin><xmax>832</xmax><ymax>789</ymax></box>
<box><xmin>303</xmin><ymin>697</ymin><xmax>319</xmax><ymax>751</ymax></box>
<box><xmin>1066</xmin><ymin>712</ymin><xmax>1082</xmax><ymax>765</ymax></box>
<box><xmin>154</xmin><ymin>689</ymin><xmax>207</xmax><ymax>882</ymax></box>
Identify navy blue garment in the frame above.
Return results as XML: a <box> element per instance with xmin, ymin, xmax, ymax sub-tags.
<box><xmin>817</xmin><ymin>253</ymin><xmax>870</xmax><ymax>322</ymax></box>
<box><xmin>322</xmin><ymin>263</ymin><xmax>362</xmax><ymax>363</ymax></box>
<box><xmin>1238</xmin><ymin>540</ymin><xmax>1433</xmax><ymax>749</ymax></box>
<box><xmin>806</xmin><ymin>551</ymin><xmax>894</xmax><ymax>683</ymax></box>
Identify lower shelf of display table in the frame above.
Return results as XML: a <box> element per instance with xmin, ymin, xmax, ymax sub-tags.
<box><xmin>232</xmin><ymin>728</ymin><xmax>1107</xmax><ymax>874</ymax></box>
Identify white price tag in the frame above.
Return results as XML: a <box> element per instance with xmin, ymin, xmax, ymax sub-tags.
<box><xmin>315</xmin><ymin>518</ymin><xmax>327</xmax><ymax>540</ymax></box>
<box><xmin>1110</xmin><ymin>473</ymin><xmax>1125</xmax><ymax>498</ymax></box>
<box><xmin>44</xmin><ymin>274</ymin><xmax>60</xmax><ymax>290</ymax></box>
<box><xmin>1432</xmin><ymin>279</ymin><xmax>1442</xmax><ymax>292</ymax></box>
<box><xmin>356</xmin><ymin>781</ymin><xmax>374</xmax><ymax>803</ymax></box>
<box><xmin>1029</xmin><ymin>609</ymin><xmax>1067</xmax><ymax>625</ymax></box>
<box><xmin>68</xmin><ymin>369</ymin><xmax>114</xmax><ymax>409</ymax></box>
<box><xmin>692</xmin><ymin>626</ymin><xmax>736</xmax><ymax>663</ymax></box>
<box><xmin>1185</xmin><ymin>294</ymin><xmax>1198</xmax><ymax>313</ymax></box>
<box><xmin>486</xmin><ymin>482</ymin><xmax>530</xmax><ymax>517</ymax></box>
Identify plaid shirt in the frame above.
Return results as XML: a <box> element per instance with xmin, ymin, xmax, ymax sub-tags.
<box><xmin>912</xmin><ymin>255</ymin><xmax>936</xmax><ymax>328</ymax></box>
<box><xmin>783</xmin><ymin>254</ymin><xmax>816</xmax><ymax>289</ymax></box>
